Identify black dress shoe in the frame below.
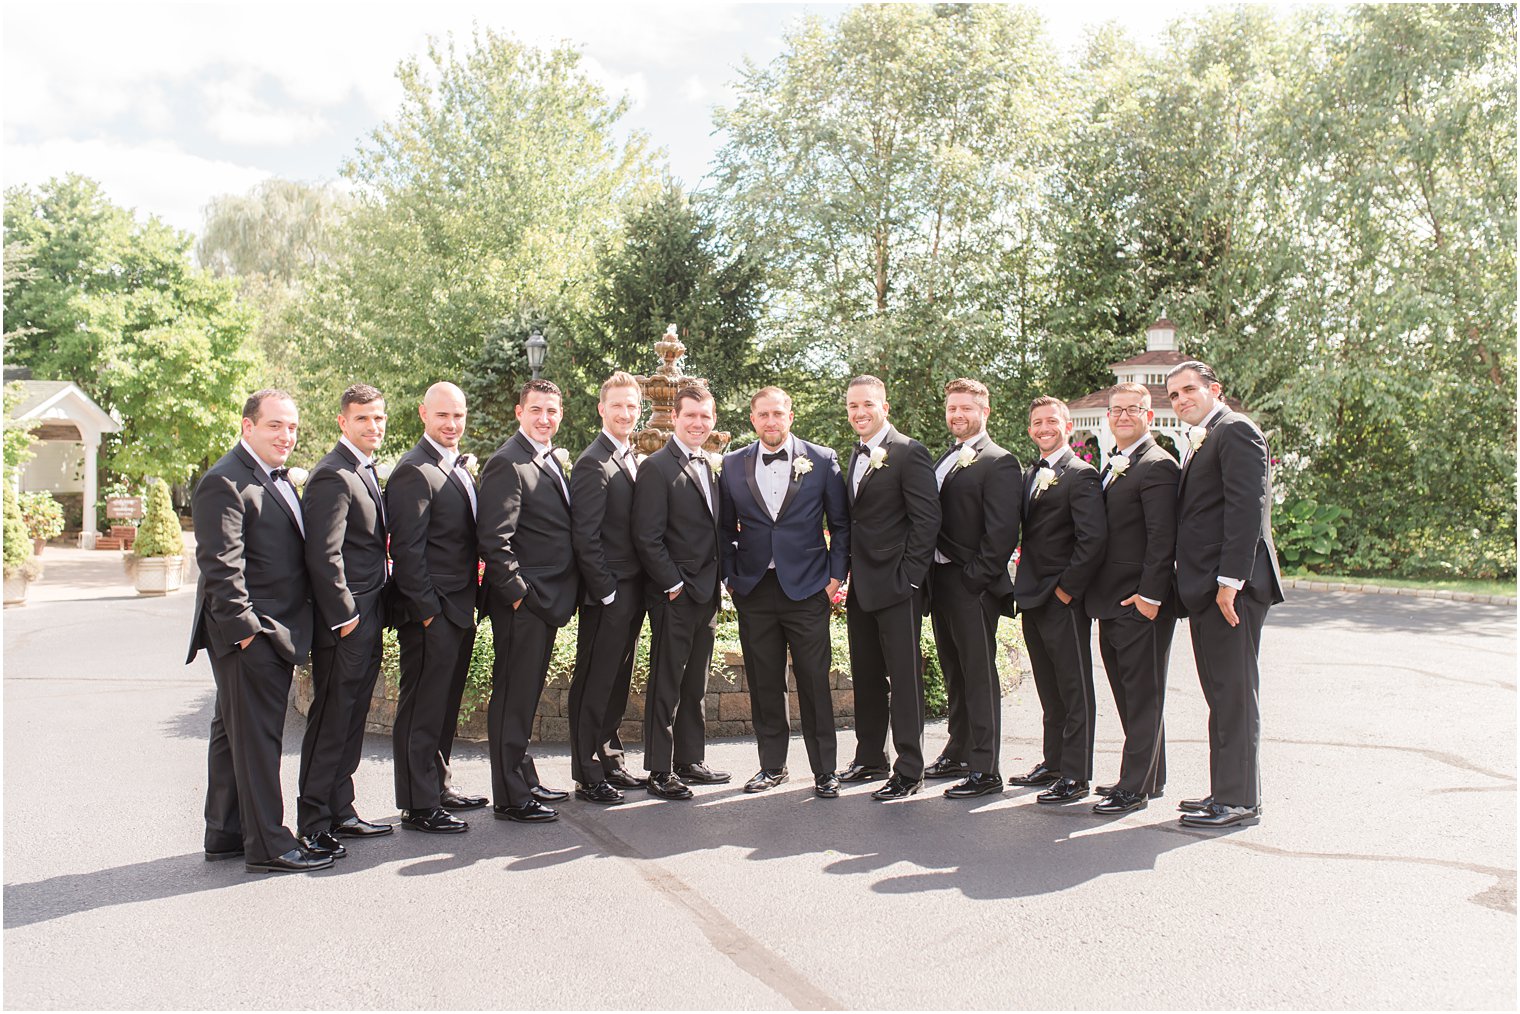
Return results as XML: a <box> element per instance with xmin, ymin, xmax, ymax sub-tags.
<box><xmin>1095</xmin><ymin>782</ymin><xmax>1117</xmax><ymax>796</ymax></box>
<box><xmin>1008</xmin><ymin>762</ymin><xmax>1061</xmax><ymax>786</ymax></box>
<box><xmin>924</xmin><ymin>756</ymin><xmax>971</xmax><ymax>779</ymax></box>
<box><xmin>531</xmin><ymin>785</ymin><xmax>570</xmax><ymax>803</ymax></box>
<box><xmin>1180</xmin><ymin>802</ymin><xmax>1260</xmax><ymax>829</ymax></box>
<box><xmin>1036</xmin><ymin>778</ymin><xmax>1090</xmax><ymax>804</ymax></box>
<box><xmin>495</xmin><ymin>799</ymin><xmax>559</xmax><ymax>823</ymax></box>
<box><xmin>604</xmin><ymin>768</ymin><xmax>648</xmax><ymax>789</ymax></box>
<box><xmin>204</xmin><ymin>845</ymin><xmax>244</xmax><ymax>862</ymax></box>
<box><xmin>575</xmin><ymin>781</ymin><xmax>626</xmax><ymax>805</ymax></box>
<box><xmin>674</xmin><ymin>762</ymin><xmax>730</xmax><ymax>785</ymax></box>
<box><xmin>1092</xmin><ymin>789</ymin><xmax>1148</xmax><ymax>815</ymax></box>
<box><xmin>400</xmin><ymin>807</ymin><xmax>468</xmax><ymax>834</ymax></box>
<box><xmin>871</xmin><ymin>774</ymin><xmax>923</xmax><ymax>800</ymax></box>
<box><xmin>330</xmin><ymin>815</ymin><xmax>394</xmax><ymax>838</ymax></box>
<box><xmin>1178</xmin><ymin>794</ymin><xmax>1213</xmax><ymax>813</ymax></box>
<box><xmin>814</xmin><ymin>773</ymin><xmax>841</xmax><ymax>798</ymax></box>
<box><xmin>245</xmin><ymin>847</ymin><xmax>334</xmax><ymax>873</ymax></box>
<box><xmin>440</xmin><ymin>790</ymin><xmax>489</xmax><ymax>811</ymax></box>
<box><xmin>744</xmin><ymin>768</ymin><xmax>789</xmax><ymax>793</ymax></box>
<box><xmin>838</xmin><ymin>761</ymin><xmax>891</xmax><ymax>783</ymax></box>
<box><xmin>299</xmin><ymin>830</ymin><xmax>348</xmax><ymax>858</ymax></box>
<box><xmin>944</xmin><ymin>772</ymin><xmax>1005</xmax><ymax>798</ymax></box>
<box><xmin>646</xmin><ymin>771</ymin><xmax>694</xmax><ymax>800</ymax></box>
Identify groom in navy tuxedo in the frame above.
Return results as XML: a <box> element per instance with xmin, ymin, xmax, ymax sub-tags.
<box><xmin>718</xmin><ymin>387</ymin><xmax>851</xmax><ymax>798</ymax></box>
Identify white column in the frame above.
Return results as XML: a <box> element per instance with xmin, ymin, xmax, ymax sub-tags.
<box><xmin>1097</xmin><ymin>418</ymin><xmax>1114</xmax><ymax>466</ymax></box>
<box><xmin>79</xmin><ymin>437</ymin><xmax>99</xmax><ymax>549</ymax></box>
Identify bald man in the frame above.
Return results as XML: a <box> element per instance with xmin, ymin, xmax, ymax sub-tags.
<box><xmin>386</xmin><ymin>383</ymin><xmax>488</xmax><ymax>834</ymax></box>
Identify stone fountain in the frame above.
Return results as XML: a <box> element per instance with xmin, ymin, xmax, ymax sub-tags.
<box><xmin>633</xmin><ymin>324</ymin><xmax>731</xmax><ymax>456</ymax></box>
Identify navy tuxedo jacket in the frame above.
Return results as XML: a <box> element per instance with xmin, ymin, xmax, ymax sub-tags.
<box><xmin>718</xmin><ymin>437</ymin><xmax>850</xmax><ymax>600</ymax></box>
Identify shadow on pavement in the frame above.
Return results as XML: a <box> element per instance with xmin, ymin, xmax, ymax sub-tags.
<box><xmin>1268</xmin><ymin>589</ymin><xmax>1515</xmax><ymax>633</ymax></box>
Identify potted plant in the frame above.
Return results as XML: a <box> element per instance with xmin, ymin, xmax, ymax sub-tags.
<box><xmin>18</xmin><ymin>491</ymin><xmax>65</xmax><ymax>555</ymax></box>
<box><xmin>4</xmin><ymin>487</ymin><xmax>43</xmax><ymax>606</ymax></box>
<box><xmin>131</xmin><ymin>478</ymin><xmax>185</xmax><ymax>595</ymax></box>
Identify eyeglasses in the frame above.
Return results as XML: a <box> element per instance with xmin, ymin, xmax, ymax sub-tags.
<box><xmin>1106</xmin><ymin>406</ymin><xmax>1150</xmax><ymax>418</ymax></box>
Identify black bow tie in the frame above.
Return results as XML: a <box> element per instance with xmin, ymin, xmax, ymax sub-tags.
<box><xmin>762</xmin><ymin>448</ymin><xmax>789</xmax><ymax>466</ymax></box>
<box><xmin>270</xmin><ymin>467</ymin><xmax>290</xmax><ymax>482</ymax></box>
<box><xmin>455</xmin><ymin>454</ymin><xmax>474</xmax><ymax>471</ymax></box>
<box><xmin>855</xmin><ymin>443</ymin><xmax>870</xmax><ymax>457</ymax></box>
<box><xmin>1109</xmin><ymin>447</ymin><xmax>1119</xmax><ymax>457</ymax></box>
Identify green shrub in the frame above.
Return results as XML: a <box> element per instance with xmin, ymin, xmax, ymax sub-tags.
<box><xmin>17</xmin><ymin>491</ymin><xmax>65</xmax><ymax>542</ymax></box>
<box><xmin>1275</xmin><ymin>498</ymin><xmax>1345</xmax><ymax>574</ymax></box>
<box><xmin>3</xmin><ymin>487</ymin><xmax>35</xmax><ymax>573</ymax></box>
<box><xmin>132</xmin><ymin>479</ymin><xmax>184</xmax><ymax>558</ymax></box>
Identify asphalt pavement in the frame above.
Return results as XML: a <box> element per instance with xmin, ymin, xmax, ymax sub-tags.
<box><xmin>3</xmin><ymin>548</ymin><xmax>1515</xmax><ymax>1009</ymax></box>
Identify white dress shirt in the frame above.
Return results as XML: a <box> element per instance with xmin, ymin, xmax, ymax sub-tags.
<box><xmin>851</xmin><ymin>424</ymin><xmax>891</xmax><ymax>496</ymax></box>
<box><xmin>424</xmin><ymin>434</ymin><xmax>478</xmax><ymax>518</ymax></box>
<box><xmin>241</xmin><ymin>439</ymin><xmax>303</xmax><ymax>536</ymax></box>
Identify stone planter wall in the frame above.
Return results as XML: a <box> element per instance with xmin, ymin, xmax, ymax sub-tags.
<box><xmin>296</xmin><ymin>649</ymin><xmax>857</xmax><ymax>745</ymax></box>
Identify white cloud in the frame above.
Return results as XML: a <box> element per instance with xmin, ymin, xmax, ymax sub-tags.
<box><xmin>4</xmin><ymin>138</ymin><xmax>271</xmax><ymax>235</ymax></box>
<box><xmin>682</xmin><ymin>75</ymin><xmax>709</xmax><ymax>104</ymax></box>
<box><xmin>202</xmin><ymin>75</ymin><xmax>330</xmax><ymax>146</ymax></box>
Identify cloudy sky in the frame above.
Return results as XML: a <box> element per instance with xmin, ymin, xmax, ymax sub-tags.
<box><xmin>2</xmin><ymin>1</ymin><xmax>1209</xmax><ymax>236</ymax></box>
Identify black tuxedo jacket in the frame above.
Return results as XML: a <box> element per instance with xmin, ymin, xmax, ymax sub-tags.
<box><xmin>1011</xmin><ymin>448</ymin><xmax>1107</xmax><ymax>611</ymax></box>
<box><xmin>632</xmin><ymin>437</ymin><xmax>722</xmax><ymax>605</ymax></box>
<box><xmin>187</xmin><ymin>443</ymin><xmax>313</xmax><ymax>665</ymax></box>
<box><xmin>478</xmin><ymin>430</ymin><xmax>580</xmax><ymax>627</ymax></box>
<box><xmin>932</xmin><ymin>431</ymin><xmax>1022</xmax><ymax>600</ymax></box>
<box><xmin>385</xmin><ymin>437</ymin><xmax>480</xmax><ymax>629</ymax></box>
<box><xmin>718</xmin><ymin>437</ymin><xmax>850</xmax><ymax>600</ymax></box>
<box><xmin>304</xmin><ymin>441</ymin><xmax>389</xmax><ymax>645</ymax></box>
<box><xmin>1174</xmin><ymin>409</ymin><xmax>1285</xmax><ymax>616</ymax></box>
<box><xmin>1087</xmin><ymin>437</ymin><xmax>1179</xmax><ymax>620</ymax></box>
<box><xmin>845</xmin><ymin>425</ymin><xmax>941</xmax><ymax>612</ymax></box>
<box><xmin>570</xmin><ymin>432</ymin><xmax>644</xmax><ymax>604</ymax></box>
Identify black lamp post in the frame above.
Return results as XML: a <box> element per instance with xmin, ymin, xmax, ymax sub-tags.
<box><xmin>525</xmin><ymin>328</ymin><xmax>548</xmax><ymax>380</ymax></box>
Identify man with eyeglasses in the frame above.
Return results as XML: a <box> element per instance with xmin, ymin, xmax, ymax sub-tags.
<box><xmin>1086</xmin><ymin>383</ymin><xmax>1179</xmax><ymax>816</ymax></box>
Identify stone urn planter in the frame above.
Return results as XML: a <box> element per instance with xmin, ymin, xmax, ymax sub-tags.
<box><xmin>133</xmin><ymin>555</ymin><xmax>184</xmax><ymax>596</ymax></box>
<box><xmin>4</xmin><ymin>570</ymin><xmax>32</xmax><ymax>606</ymax></box>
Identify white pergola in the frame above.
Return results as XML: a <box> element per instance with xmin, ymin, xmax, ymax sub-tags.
<box><xmin>7</xmin><ymin>380</ymin><xmax>121</xmax><ymax>549</ymax></box>
<box><xmin>1068</xmin><ymin>320</ymin><xmax>1249</xmax><ymax>466</ymax></box>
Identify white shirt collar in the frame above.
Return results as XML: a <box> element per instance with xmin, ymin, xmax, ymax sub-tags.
<box><xmin>338</xmin><ymin>435</ymin><xmax>374</xmax><ymax>469</ymax></box>
<box><xmin>758</xmin><ymin>433</ymin><xmax>797</xmax><ymax>460</ymax></box>
<box><xmin>1113</xmin><ymin>434</ymin><xmax>1149</xmax><ymax>456</ymax></box>
<box><xmin>859</xmin><ymin>424</ymin><xmax>891</xmax><ymax>451</ymax></box>
<box><xmin>240</xmin><ymin>439</ymin><xmax>279</xmax><ymax>476</ymax></box>
<box><xmin>1196</xmin><ymin>404</ymin><xmax>1226</xmax><ymax>430</ymax></box>
<box><xmin>423</xmin><ymin>433</ymin><xmax>460</xmax><ymax>469</ymax></box>
<box><xmin>1035</xmin><ymin>445</ymin><xmax>1069</xmax><ymax>469</ymax></box>
<box><xmin>954</xmin><ymin>428</ymin><xmax>986</xmax><ymax>450</ymax></box>
<box><xmin>602</xmin><ymin>429</ymin><xmax>630</xmax><ymax>457</ymax></box>
<box><xmin>521</xmin><ymin>430</ymin><xmax>552</xmax><ymax>458</ymax></box>
<box><xmin>674</xmin><ymin>436</ymin><xmax>706</xmax><ymax>459</ymax></box>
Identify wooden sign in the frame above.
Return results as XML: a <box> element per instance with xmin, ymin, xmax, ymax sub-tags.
<box><xmin>105</xmin><ymin>496</ymin><xmax>144</xmax><ymax>520</ymax></box>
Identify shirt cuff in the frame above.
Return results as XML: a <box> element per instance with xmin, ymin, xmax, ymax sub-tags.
<box><xmin>666</xmin><ymin>582</ymin><xmax>683</xmax><ymax>594</ymax></box>
<box><xmin>1138</xmin><ymin>595</ymin><xmax>1162</xmax><ymax>606</ymax></box>
<box><xmin>332</xmin><ymin>615</ymin><xmax>359</xmax><ymax>630</ymax></box>
<box><xmin>600</xmin><ymin>590</ymin><xmax>616</xmax><ymax>605</ymax></box>
<box><xmin>1217</xmin><ymin>577</ymin><xmax>1245</xmax><ymax>591</ymax></box>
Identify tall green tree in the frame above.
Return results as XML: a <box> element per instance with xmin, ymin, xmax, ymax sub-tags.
<box><xmin>289</xmin><ymin>28</ymin><xmax>657</xmax><ymax>457</ymax></box>
<box><xmin>710</xmin><ymin>3</ymin><xmax>1063</xmax><ymax>449</ymax></box>
<box><xmin>4</xmin><ymin>175</ymin><xmax>257</xmax><ymax>484</ymax></box>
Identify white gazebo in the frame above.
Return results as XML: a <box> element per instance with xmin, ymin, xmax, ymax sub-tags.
<box><xmin>7</xmin><ymin>379</ymin><xmax>122</xmax><ymax>549</ymax></box>
<box><xmin>1068</xmin><ymin>319</ymin><xmax>1249</xmax><ymax>466</ymax></box>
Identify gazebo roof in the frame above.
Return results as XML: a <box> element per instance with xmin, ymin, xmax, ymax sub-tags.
<box><xmin>1109</xmin><ymin>349</ymin><xmax>1193</xmax><ymax>369</ymax></box>
<box><xmin>5</xmin><ymin>379</ymin><xmax>121</xmax><ymax>437</ymax></box>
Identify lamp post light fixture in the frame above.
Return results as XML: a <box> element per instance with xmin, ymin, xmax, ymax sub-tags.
<box><xmin>525</xmin><ymin>328</ymin><xmax>548</xmax><ymax>380</ymax></box>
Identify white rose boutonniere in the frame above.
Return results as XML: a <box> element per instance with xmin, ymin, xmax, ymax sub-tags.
<box><xmin>956</xmin><ymin>446</ymin><xmax>976</xmax><ymax>470</ymax></box>
<box><xmin>1033</xmin><ymin>467</ymin><xmax>1057</xmax><ymax>496</ymax></box>
<box><xmin>1107</xmin><ymin>453</ymin><xmax>1130</xmax><ymax>479</ymax></box>
<box><xmin>868</xmin><ymin>447</ymin><xmax>888</xmax><ymax>471</ymax></box>
<box><xmin>457</xmin><ymin>453</ymin><xmax>479</xmax><ymax>479</ymax></box>
<box><xmin>286</xmin><ymin>466</ymin><xmax>310</xmax><ymax>488</ymax></box>
<box><xmin>1187</xmin><ymin>426</ymin><xmax>1208</xmax><ymax>452</ymax></box>
<box><xmin>375</xmin><ymin>462</ymin><xmax>394</xmax><ymax>483</ymax></box>
<box><xmin>552</xmin><ymin>447</ymin><xmax>571</xmax><ymax>470</ymax></box>
<box><xmin>792</xmin><ymin>455</ymin><xmax>813</xmax><ymax>479</ymax></box>
<box><xmin>707</xmin><ymin>452</ymin><xmax>723</xmax><ymax>477</ymax></box>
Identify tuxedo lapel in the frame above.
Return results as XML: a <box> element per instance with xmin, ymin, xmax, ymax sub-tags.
<box><xmin>743</xmin><ymin>443</ymin><xmax>767</xmax><ymax>517</ymax></box>
<box><xmin>774</xmin><ymin>444</ymin><xmax>806</xmax><ymax>521</ymax></box>
<box><xmin>673</xmin><ymin>440</ymin><xmax>715</xmax><ymax>519</ymax></box>
<box><xmin>941</xmin><ymin>432</ymin><xmax>987</xmax><ymax>488</ymax></box>
<box><xmin>854</xmin><ymin>427</ymin><xmax>892</xmax><ymax>500</ymax></box>
<box><xmin>236</xmin><ymin>443</ymin><xmax>302</xmax><ymax>536</ymax></box>
<box><xmin>336</xmin><ymin>441</ymin><xmax>387</xmax><ymax>528</ymax></box>
<box><xmin>600</xmin><ymin>433</ymin><xmax>636</xmax><ymax>487</ymax></box>
<box><xmin>516</xmin><ymin>431</ymin><xmax>570</xmax><ymax>511</ymax></box>
<box><xmin>846</xmin><ymin>446</ymin><xmax>862</xmax><ymax>507</ymax></box>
